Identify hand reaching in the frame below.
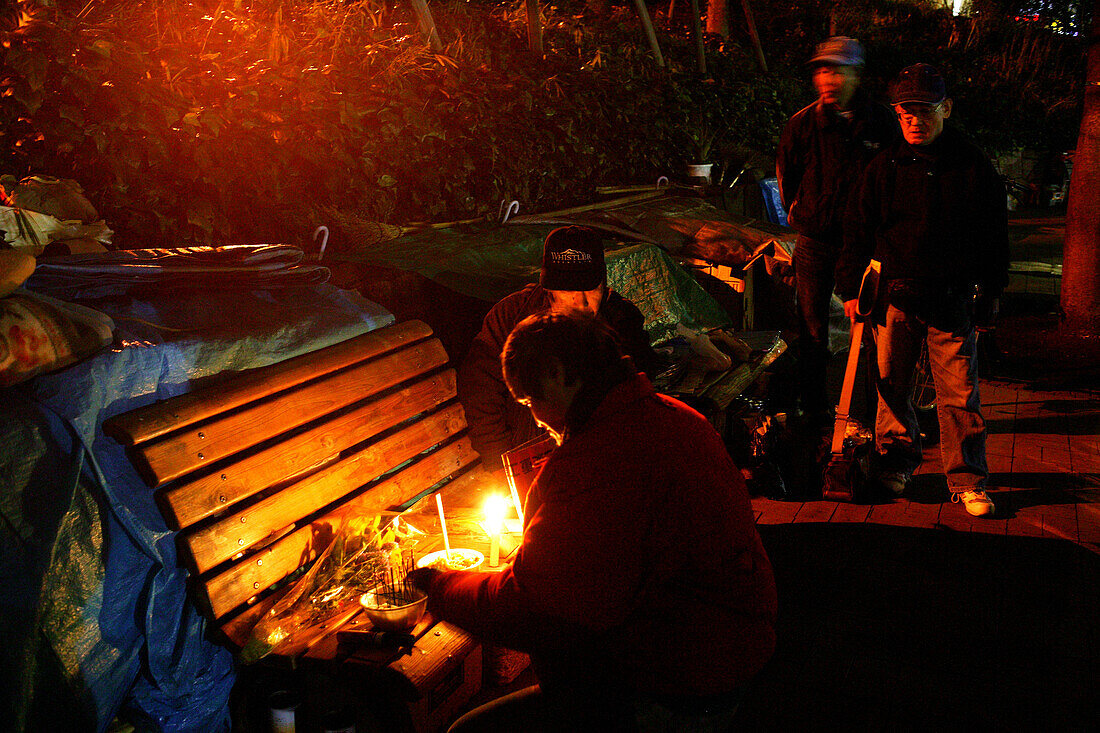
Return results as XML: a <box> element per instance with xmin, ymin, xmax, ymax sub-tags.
<box><xmin>404</xmin><ymin>567</ymin><xmax>441</xmax><ymax>594</ymax></box>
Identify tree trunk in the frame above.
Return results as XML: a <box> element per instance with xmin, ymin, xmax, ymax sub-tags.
<box><xmin>408</xmin><ymin>0</ymin><xmax>443</xmax><ymax>53</ymax></box>
<box><xmin>632</xmin><ymin>0</ymin><xmax>665</xmax><ymax>67</ymax></box>
<box><xmin>525</xmin><ymin>0</ymin><xmax>543</xmax><ymax>56</ymax></box>
<box><xmin>1061</xmin><ymin>0</ymin><xmax>1100</xmax><ymax>334</ymax></box>
<box><xmin>690</xmin><ymin>0</ymin><xmax>707</xmax><ymax>73</ymax></box>
<box><xmin>741</xmin><ymin>0</ymin><xmax>767</xmax><ymax>72</ymax></box>
<box><xmin>706</xmin><ymin>0</ymin><xmax>729</xmax><ymax>37</ymax></box>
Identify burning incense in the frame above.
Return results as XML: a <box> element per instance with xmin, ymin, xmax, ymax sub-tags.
<box><xmin>434</xmin><ymin>492</ymin><xmax>452</xmax><ymax>561</ymax></box>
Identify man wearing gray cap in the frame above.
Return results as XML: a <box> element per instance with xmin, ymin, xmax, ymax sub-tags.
<box><xmin>837</xmin><ymin>63</ymin><xmax>1009</xmax><ymax>516</ymax></box>
<box><xmin>776</xmin><ymin>37</ymin><xmax>899</xmax><ymax>445</ymax></box>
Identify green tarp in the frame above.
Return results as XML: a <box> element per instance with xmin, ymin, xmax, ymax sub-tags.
<box><xmin>328</xmin><ymin>193</ymin><xmax>796</xmax><ymax>345</ymax></box>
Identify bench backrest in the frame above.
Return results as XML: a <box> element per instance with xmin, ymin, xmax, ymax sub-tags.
<box><xmin>105</xmin><ymin>320</ymin><xmax>480</xmax><ymax>645</ymax></box>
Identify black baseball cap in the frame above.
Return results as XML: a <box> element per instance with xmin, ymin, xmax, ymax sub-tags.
<box><xmin>539</xmin><ymin>226</ymin><xmax>606</xmax><ymax>291</ymax></box>
<box><xmin>890</xmin><ymin>63</ymin><xmax>947</xmax><ymax>105</ymax></box>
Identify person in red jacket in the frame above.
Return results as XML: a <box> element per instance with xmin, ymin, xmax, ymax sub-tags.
<box><xmin>457</xmin><ymin>225</ymin><xmax>657</xmax><ymax>476</ymax></box>
<box><xmin>411</xmin><ymin>314</ymin><xmax>776</xmax><ymax>731</ymax></box>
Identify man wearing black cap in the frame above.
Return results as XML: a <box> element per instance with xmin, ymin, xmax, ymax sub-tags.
<box><xmin>838</xmin><ymin>63</ymin><xmax>1009</xmax><ymax>517</ymax></box>
<box><xmin>777</xmin><ymin>36</ymin><xmax>899</xmax><ymax>438</ymax></box>
<box><xmin>458</xmin><ymin>225</ymin><xmax>657</xmax><ymax>473</ymax></box>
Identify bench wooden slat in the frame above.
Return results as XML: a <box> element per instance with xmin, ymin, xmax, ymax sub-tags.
<box><xmin>113</xmin><ymin>321</ymin><xmax>495</xmax><ymax>718</ymax></box>
<box><xmin>106</xmin><ymin>320</ymin><xmax>433</xmax><ymax>445</ymax></box>
<box><xmin>184</xmin><ymin>402</ymin><xmax>469</xmax><ymax>574</ymax></box>
<box><xmin>159</xmin><ymin>370</ymin><xmax>458</xmax><ymax>530</ymax></box>
<box><xmin>202</xmin><ymin>438</ymin><xmax>479</xmax><ymax>619</ymax></box>
<box><xmin>135</xmin><ymin>339</ymin><xmax>449</xmax><ymax>486</ymax></box>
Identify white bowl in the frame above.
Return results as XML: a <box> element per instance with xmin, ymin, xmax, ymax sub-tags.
<box><xmin>416</xmin><ymin>548</ymin><xmax>485</xmax><ymax>572</ymax></box>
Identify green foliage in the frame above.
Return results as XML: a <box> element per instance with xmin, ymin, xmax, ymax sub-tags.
<box><xmin>0</xmin><ymin>0</ymin><xmax>1085</xmax><ymax>247</ymax></box>
<box><xmin>759</xmin><ymin>0</ymin><xmax>1087</xmax><ymax>154</ymax></box>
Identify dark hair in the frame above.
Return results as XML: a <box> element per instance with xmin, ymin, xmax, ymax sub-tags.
<box><xmin>502</xmin><ymin>313</ymin><xmax>632</xmax><ymax>402</ymax></box>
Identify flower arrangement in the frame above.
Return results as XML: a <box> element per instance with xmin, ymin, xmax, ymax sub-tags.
<box><xmin>238</xmin><ymin>514</ymin><xmax>424</xmax><ymax>664</ymax></box>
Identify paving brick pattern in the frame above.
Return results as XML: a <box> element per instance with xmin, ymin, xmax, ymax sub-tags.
<box><xmin>751</xmin><ymin>377</ymin><xmax>1100</xmax><ymax>556</ymax></box>
<box><xmin>740</xmin><ymin>375</ymin><xmax>1099</xmax><ymax>729</ymax></box>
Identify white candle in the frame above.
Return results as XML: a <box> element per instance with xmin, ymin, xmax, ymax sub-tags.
<box><xmin>483</xmin><ymin>494</ymin><xmax>508</xmax><ymax>568</ymax></box>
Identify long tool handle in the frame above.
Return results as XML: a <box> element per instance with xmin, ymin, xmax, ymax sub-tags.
<box><xmin>830</xmin><ymin>319</ymin><xmax>865</xmax><ymax>455</ymax></box>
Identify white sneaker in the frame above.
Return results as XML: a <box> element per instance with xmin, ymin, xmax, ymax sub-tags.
<box><xmin>953</xmin><ymin>489</ymin><xmax>996</xmax><ymax>517</ymax></box>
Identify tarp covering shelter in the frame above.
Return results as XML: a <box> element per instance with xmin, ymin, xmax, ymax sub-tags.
<box><xmin>326</xmin><ymin>192</ymin><xmax>796</xmax><ymax>345</ymax></box>
<box><xmin>2</xmin><ymin>247</ymin><xmax>393</xmax><ymax>731</ymax></box>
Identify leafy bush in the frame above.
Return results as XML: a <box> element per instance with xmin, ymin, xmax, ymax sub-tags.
<box><xmin>0</xmin><ymin>0</ymin><xmax>1085</xmax><ymax>248</ymax></box>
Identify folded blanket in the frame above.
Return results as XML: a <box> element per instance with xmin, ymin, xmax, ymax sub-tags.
<box><xmin>25</xmin><ymin>244</ymin><xmax>330</xmax><ymax>299</ymax></box>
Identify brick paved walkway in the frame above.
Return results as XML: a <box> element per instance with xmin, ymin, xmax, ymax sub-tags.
<box><xmin>751</xmin><ymin>377</ymin><xmax>1100</xmax><ymax>554</ymax></box>
<box><xmin>737</xmin><ymin>209</ymin><xmax>1098</xmax><ymax>727</ymax></box>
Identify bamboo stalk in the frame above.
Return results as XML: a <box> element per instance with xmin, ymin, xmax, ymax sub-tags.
<box><xmin>409</xmin><ymin>0</ymin><xmax>443</xmax><ymax>53</ymax></box>
<box><xmin>526</xmin><ymin>0</ymin><xmax>543</xmax><ymax>56</ymax></box>
<box><xmin>508</xmin><ymin>189</ymin><xmax>668</xmax><ymax>221</ymax></box>
<box><xmin>741</xmin><ymin>0</ymin><xmax>767</xmax><ymax>72</ymax></box>
<box><xmin>632</xmin><ymin>0</ymin><xmax>665</xmax><ymax>67</ymax></box>
<box><xmin>689</xmin><ymin>0</ymin><xmax>706</xmax><ymax>74</ymax></box>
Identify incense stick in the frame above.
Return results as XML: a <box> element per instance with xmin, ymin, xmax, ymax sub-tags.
<box><xmin>434</xmin><ymin>492</ymin><xmax>452</xmax><ymax>561</ymax></box>
<box><xmin>506</xmin><ymin>473</ymin><xmax>524</xmax><ymax>526</ymax></box>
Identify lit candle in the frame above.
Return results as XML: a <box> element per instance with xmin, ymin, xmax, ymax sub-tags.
<box><xmin>483</xmin><ymin>494</ymin><xmax>508</xmax><ymax>567</ymax></box>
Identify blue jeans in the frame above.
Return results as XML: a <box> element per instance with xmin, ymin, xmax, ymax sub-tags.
<box><xmin>793</xmin><ymin>235</ymin><xmax>841</xmax><ymax>421</ymax></box>
<box><xmin>872</xmin><ymin>305</ymin><xmax>989</xmax><ymax>491</ymax></box>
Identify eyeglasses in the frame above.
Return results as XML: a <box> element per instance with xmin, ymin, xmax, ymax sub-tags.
<box><xmin>895</xmin><ymin>104</ymin><xmax>943</xmax><ymax>122</ymax></box>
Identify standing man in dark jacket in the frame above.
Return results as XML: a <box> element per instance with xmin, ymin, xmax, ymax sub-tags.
<box><xmin>838</xmin><ymin>64</ymin><xmax>1009</xmax><ymax>516</ymax></box>
<box><xmin>777</xmin><ymin>36</ymin><xmax>899</xmax><ymax>433</ymax></box>
<box><xmin>458</xmin><ymin>225</ymin><xmax>657</xmax><ymax>475</ymax></box>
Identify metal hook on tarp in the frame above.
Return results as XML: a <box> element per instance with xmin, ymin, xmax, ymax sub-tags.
<box><xmin>313</xmin><ymin>225</ymin><xmax>329</xmax><ymax>261</ymax></box>
<box><xmin>656</xmin><ymin>176</ymin><xmax>670</xmax><ymax>188</ymax></box>
<box><xmin>499</xmin><ymin>200</ymin><xmax>519</xmax><ymax>224</ymax></box>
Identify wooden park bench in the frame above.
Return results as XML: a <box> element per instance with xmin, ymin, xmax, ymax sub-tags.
<box><xmin>105</xmin><ymin>320</ymin><xmax>490</xmax><ymax>732</ymax></box>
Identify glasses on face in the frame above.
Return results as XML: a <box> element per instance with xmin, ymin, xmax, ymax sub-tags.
<box><xmin>895</xmin><ymin>104</ymin><xmax>942</xmax><ymax>123</ymax></box>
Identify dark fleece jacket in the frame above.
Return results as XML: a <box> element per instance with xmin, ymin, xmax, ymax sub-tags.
<box><xmin>777</xmin><ymin>89</ymin><xmax>899</xmax><ymax>242</ymax></box>
<box><xmin>422</xmin><ymin>374</ymin><xmax>777</xmax><ymax>702</ymax></box>
<box><xmin>837</xmin><ymin>127</ymin><xmax>1010</xmax><ymax>312</ymax></box>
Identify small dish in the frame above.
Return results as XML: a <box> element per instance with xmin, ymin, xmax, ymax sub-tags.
<box><xmin>415</xmin><ymin>548</ymin><xmax>485</xmax><ymax>572</ymax></box>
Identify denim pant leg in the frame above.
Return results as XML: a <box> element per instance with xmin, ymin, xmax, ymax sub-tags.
<box><xmin>873</xmin><ymin>305</ymin><xmax>924</xmax><ymax>474</ymax></box>
<box><xmin>926</xmin><ymin>323</ymin><xmax>989</xmax><ymax>491</ymax></box>
<box><xmin>793</xmin><ymin>235</ymin><xmax>840</xmax><ymax>419</ymax></box>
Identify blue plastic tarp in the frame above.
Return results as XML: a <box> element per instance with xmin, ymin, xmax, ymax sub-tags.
<box><xmin>1</xmin><ymin>280</ymin><xmax>393</xmax><ymax>732</ymax></box>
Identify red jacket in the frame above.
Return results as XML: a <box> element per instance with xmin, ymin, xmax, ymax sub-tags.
<box><xmin>424</xmin><ymin>374</ymin><xmax>776</xmax><ymax>699</ymax></box>
<box><xmin>457</xmin><ymin>284</ymin><xmax>657</xmax><ymax>470</ymax></box>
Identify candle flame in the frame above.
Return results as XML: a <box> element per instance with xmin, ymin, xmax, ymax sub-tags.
<box><xmin>483</xmin><ymin>493</ymin><xmax>509</xmax><ymax>533</ymax></box>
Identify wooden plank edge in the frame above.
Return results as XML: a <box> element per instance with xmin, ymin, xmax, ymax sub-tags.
<box><xmin>105</xmin><ymin>320</ymin><xmax>434</xmax><ymax>445</ymax></box>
